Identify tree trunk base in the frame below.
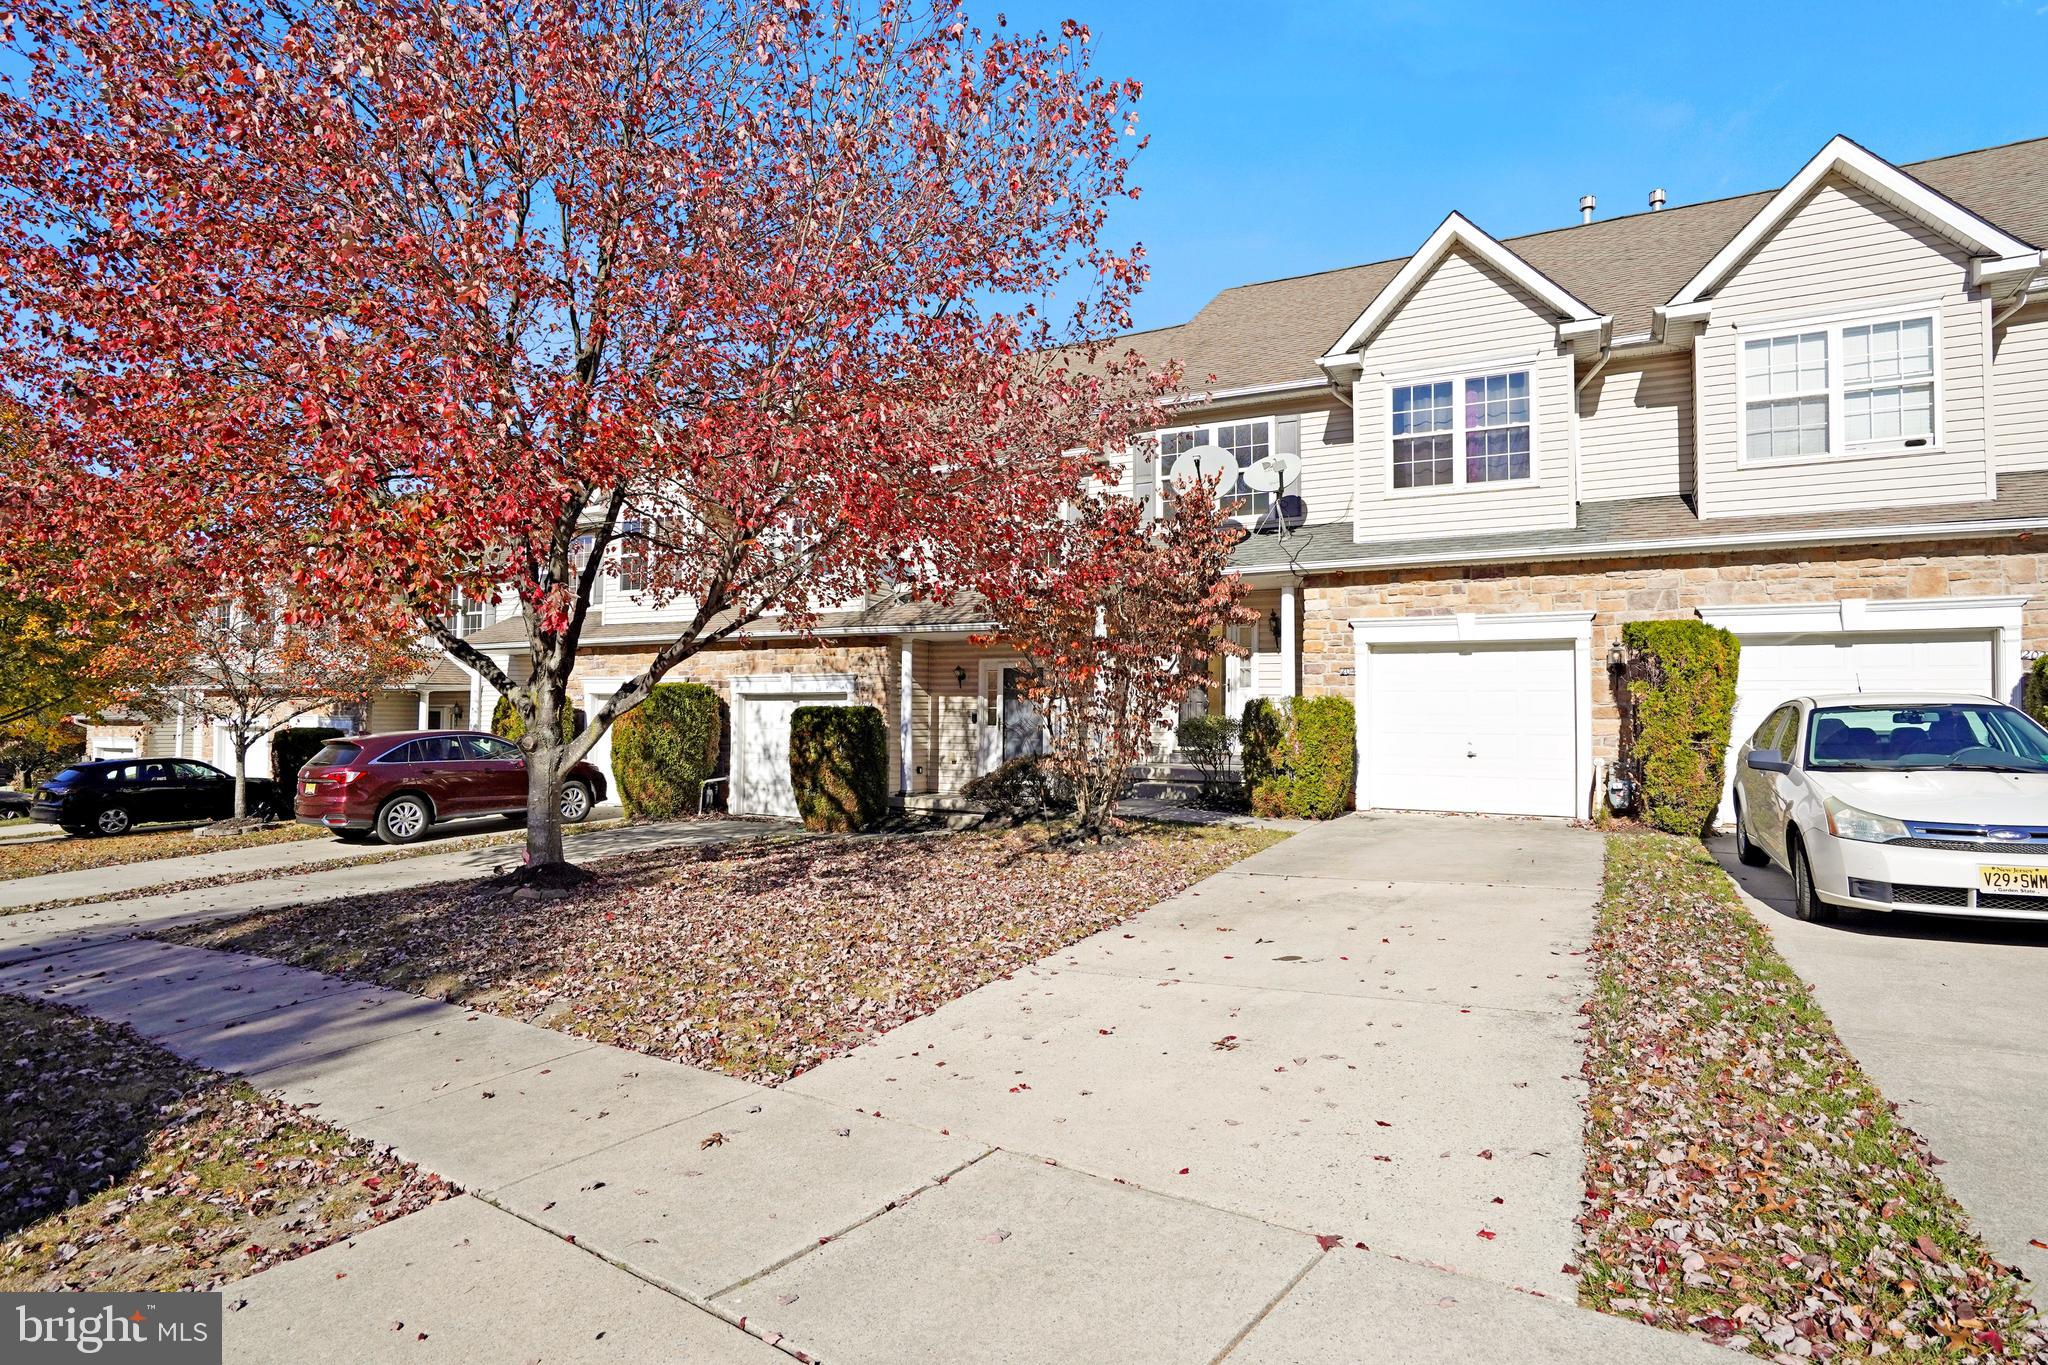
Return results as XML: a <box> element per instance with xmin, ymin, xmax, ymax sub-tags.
<box><xmin>511</xmin><ymin>861</ymin><xmax>595</xmax><ymax>893</ymax></box>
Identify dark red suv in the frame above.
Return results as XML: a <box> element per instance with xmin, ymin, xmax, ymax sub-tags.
<box><xmin>293</xmin><ymin>731</ymin><xmax>606</xmax><ymax>845</ymax></box>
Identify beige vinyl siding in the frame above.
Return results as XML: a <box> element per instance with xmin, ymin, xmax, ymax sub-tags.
<box><xmin>144</xmin><ymin>716</ymin><xmax>182</xmax><ymax>758</ymax></box>
<box><xmin>1577</xmin><ymin>350</ymin><xmax>1694</xmax><ymax>502</ymax></box>
<box><xmin>1695</xmin><ymin>176</ymin><xmax>1992</xmax><ymax>518</ymax></box>
<box><xmin>369</xmin><ymin>688</ymin><xmax>422</xmax><ymax>735</ymax></box>
<box><xmin>1292</xmin><ymin>398</ymin><xmax>1354</xmax><ymax>527</ymax></box>
<box><xmin>1349</xmin><ymin>247</ymin><xmax>1575</xmax><ymax>542</ymax></box>
<box><xmin>1993</xmin><ymin>301</ymin><xmax>2048</xmax><ymax>473</ymax></box>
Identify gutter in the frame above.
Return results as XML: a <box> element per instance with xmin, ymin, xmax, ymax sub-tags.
<box><xmin>458</xmin><ymin>618</ymin><xmax>999</xmax><ymax>653</ymax></box>
<box><xmin>1232</xmin><ymin>512</ymin><xmax>2048</xmax><ymax>579</ymax></box>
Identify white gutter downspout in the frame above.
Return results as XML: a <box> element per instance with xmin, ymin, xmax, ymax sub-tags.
<box><xmin>1994</xmin><ymin>267</ymin><xmax>2042</xmax><ymax>330</ymax></box>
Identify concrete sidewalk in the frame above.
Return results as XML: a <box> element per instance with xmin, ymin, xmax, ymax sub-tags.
<box><xmin>0</xmin><ymin>806</ymin><xmax>637</xmax><ymax>910</ymax></box>
<box><xmin>0</xmin><ymin>817</ymin><xmax>784</xmax><ymax>961</ymax></box>
<box><xmin>0</xmin><ymin>815</ymin><xmax>1726</xmax><ymax>1363</ymax></box>
<box><xmin>1708</xmin><ymin>835</ymin><xmax>2048</xmax><ymax>1290</ymax></box>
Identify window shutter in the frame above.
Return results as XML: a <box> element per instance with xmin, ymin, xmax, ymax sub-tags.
<box><xmin>1128</xmin><ymin>440</ymin><xmax>1155</xmax><ymax>509</ymax></box>
<box><xmin>1275</xmin><ymin>414</ymin><xmax>1301</xmax><ymax>461</ymax></box>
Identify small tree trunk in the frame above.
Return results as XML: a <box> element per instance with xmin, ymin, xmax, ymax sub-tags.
<box><xmin>520</xmin><ymin>669</ymin><xmax>573</xmax><ymax>878</ymax></box>
<box><xmin>232</xmin><ymin>733</ymin><xmax>250</xmax><ymax>818</ymax></box>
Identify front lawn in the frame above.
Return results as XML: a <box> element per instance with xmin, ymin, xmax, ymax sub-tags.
<box><xmin>0</xmin><ymin>996</ymin><xmax>452</xmax><ymax>1291</ymax></box>
<box><xmin>0</xmin><ymin>822</ymin><xmax>327</xmax><ymax>883</ymax></box>
<box><xmin>165</xmin><ymin>821</ymin><xmax>1287</xmax><ymax>1084</ymax></box>
<box><xmin>1580</xmin><ymin>834</ymin><xmax>2041</xmax><ymax>1360</ymax></box>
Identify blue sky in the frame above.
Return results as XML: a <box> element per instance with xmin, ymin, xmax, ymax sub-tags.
<box><xmin>999</xmin><ymin>0</ymin><xmax>2048</xmax><ymax>332</ymax></box>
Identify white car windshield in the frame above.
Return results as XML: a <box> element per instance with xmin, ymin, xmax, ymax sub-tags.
<box><xmin>1805</xmin><ymin>703</ymin><xmax>2048</xmax><ymax>773</ymax></box>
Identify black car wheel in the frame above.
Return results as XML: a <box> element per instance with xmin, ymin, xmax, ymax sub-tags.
<box><xmin>374</xmin><ymin>795</ymin><xmax>432</xmax><ymax>846</ymax></box>
<box><xmin>1788</xmin><ymin>836</ymin><xmax>1837</xmax><ymax>924</ymax></box>
<box><xmin>1734</xmin><ymin>797</ymin><xmax>1770</xmax><ymax>868</ymax></box>
<box><xmin>90</xmin><ymin>805</ymin><xmax>133</xmax><ymax>837</ymax></box>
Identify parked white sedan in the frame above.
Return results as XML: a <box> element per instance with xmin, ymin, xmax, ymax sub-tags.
<box><xmin>1733</xmin><ymin>692</ymin><xmax>2048</xmax><ymax>923</ymax></box>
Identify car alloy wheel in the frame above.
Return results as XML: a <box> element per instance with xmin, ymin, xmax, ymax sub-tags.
<box><xmin>94</xmin><ymin>806</ymin><xmax>132</xmax><ymax>837</ymax></box>
<box><xmin>377</xmin><ymin>796</ymin><xmax>430</xmax><ymax>845</ymax></box>
<box><xmin>559</xmin><ymin>781</ymin><xmax>592</xmax><ymax>823</ymax></box>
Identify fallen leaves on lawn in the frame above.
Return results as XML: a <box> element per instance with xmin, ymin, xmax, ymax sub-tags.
<box><xmin>0</xmin><ymin>996</ymin><xmax>451</xmax><ymax>1292</ymax></box>
<box><xmin>0</xmin><ymin>823</ymin><xmax>325</xmax><ymax>885</ymax></box>
<box><xmin>1578</xmin><ymin>834</ymin><xmax>2042</xmax><ymax>1361</ymax></box>
<box><xmin>163</xmin><ymin>824</ymin><xmax>1286</xmax><ymax>1086</ymax></box>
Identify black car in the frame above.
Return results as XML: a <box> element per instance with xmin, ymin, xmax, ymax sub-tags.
<box><xmin>0</xmin><ymin>789</ymin><xmax>30</xmax><ymax>818</ymax></box>
<box><xmin>30</xmin><ymin>759</ymin><xmax>286</xmax><ymax>837</ymax></box>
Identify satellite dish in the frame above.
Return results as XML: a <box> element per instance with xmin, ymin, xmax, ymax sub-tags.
<box><xmin>1243</xmin><ymin>450</ymin><xmax>1302</xmax><ymax>494</ymax></box>
<box><xmin>1167</xmin><ymin>444</ymin><xmax>1233</xmax><ymax>493</ymax></box>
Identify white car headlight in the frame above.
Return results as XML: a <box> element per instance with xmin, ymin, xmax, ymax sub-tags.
<box><xmin>1823</xmin><ymin>797</ymin><xmax>1908</xmax><ymax>844</ymax></box>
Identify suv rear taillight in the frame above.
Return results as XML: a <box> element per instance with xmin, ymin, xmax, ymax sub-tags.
<box><xmin>310</xmin><ymin>770</ymin><xmax>364</xmax><ymax>786</ymax></box>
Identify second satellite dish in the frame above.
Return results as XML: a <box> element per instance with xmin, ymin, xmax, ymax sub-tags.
<box><xmin>1241</xmin><ymin>449</ymin><xmax>1301</xmax><ymax>494</ymax></box>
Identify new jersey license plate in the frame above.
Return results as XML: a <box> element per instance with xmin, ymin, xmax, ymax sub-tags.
<box><xmin>1978</xmin><ymin>865</ymin><xmax>2048</xmax><ymax>896</ymax></box>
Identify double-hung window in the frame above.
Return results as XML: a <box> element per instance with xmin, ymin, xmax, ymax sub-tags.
<box><xmin>1742</xmin><ymin>313</ymin><xmax>1936</xmax><ymax>462</ymax></box>
<box><xmin>447</xmin><ymin>590</ymin><xmax>486</xmax><ymax>636</ymax></box>
<box><xmin>1157</xmin><ymin>420</ymin><xmax>1273</xmax><ymax>518</ymax></box>
<box><xmin>615</xmin><ymin>519</ymin><xmax>651</xmax><ymax>594</ymax></box>
<box><xmin>1389</xmin><ymin>369</ymin><xmax>1532</xmax><ymax>491</ymax></box>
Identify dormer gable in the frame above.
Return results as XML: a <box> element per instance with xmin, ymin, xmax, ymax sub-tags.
<box><xmin>1319</xmin><ymin>213</ymin><xmax>1608</xmax><ymax>379</ymax></box>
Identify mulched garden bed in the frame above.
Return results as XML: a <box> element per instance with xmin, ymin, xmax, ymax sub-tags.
<box><xmin>163</xmin><ymin>822</ymin><xmax>1287</xmax><ymax>1084</ymax></box>
<box><xmin>0</xmin><ymin>996</ymin><xmax>452</xmax><ymax>1291</ymax></box>
<box><xmin>1579</xmin><ymin>833</ymin><xmax>2042</xmax><ymax>1361</ymax></box>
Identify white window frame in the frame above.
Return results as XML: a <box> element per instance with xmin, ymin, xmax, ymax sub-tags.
<box><xmin>1380</xmin><ymin>365</ymin><xmax>1539</xmax><ymax>497</ymax></box>
<box><xmin>1736</xmin><ymin>308</ymin><xmax>1943</xmax><ymax>468</ymax></box>
<box><xmin>447</xmin><ymin>589</ymin><xmax>487</xmax><ymax>636</ymax></box>
<box><xmin>1152</xmin><ymin>418</ymin><xmax>1274</xmax><ymax>522</ymax></box>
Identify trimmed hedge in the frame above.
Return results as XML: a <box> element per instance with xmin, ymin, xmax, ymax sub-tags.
<box><xmin>611</xmin><ymin>683</ymin><xmax>726</xmax><ymax>819</ymax></box>
<box><xmin>960</xmin><ymin>755</ymin><xmax>1074</xmax><ymax>822</ymax></box>
<box><xmin>1619</xmin><ymin>620</ymin><xmax>1741</xmax><ymax>836</ymax></box>
<box><xmin>1239</xmin><ymin>698</ymin><xmax>1286</xmax><ymax>790</ymax></box>
<box><xmin>270</xmin><ymin>726</ymin><xmax>343</xmax><ymax>782</ymax></box>
<box><xmin>1244</xmin><ymin>696</ymin><xmax>1356</xmax><ymax>820</ymax></box>
<box><xmin>2026</xmin><ymin>654</ymin><xmax>2048</xmax><ymax>726</ymax></box>
<box><xmin>491</xmin><ymin>694</ymin><xmax>582</xmax><ymax>746</ymax></box>
<box><xmin>789</xmin><ymin>704</ymin><xmax>890</xmax><ymax>833</ymax></box>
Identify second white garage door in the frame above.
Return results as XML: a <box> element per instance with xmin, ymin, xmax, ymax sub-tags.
<box><xmin>1365</xmin><ymin>641</ymin><xmax>1580</xmax><ymax>818</ymax></box>
<box><xmin>733</xmin><ymin>689</ymin><xmax>852</xmax><ymax>818</ymax></box>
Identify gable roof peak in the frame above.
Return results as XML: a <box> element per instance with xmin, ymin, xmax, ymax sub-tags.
<box><xmin>1318</xmin><ymin>212</ymin><xmax>1607</xmax><ymax>369</ymax></box>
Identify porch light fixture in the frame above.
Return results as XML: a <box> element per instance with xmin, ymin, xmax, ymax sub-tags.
<box><xmin>954</xmin><ymin>664</ymin><xmax>968</xmax><ymax>688</ymax></box>
<box><xmin>1269</xmin><ymin>609</ymin><xmax>1281</xmax><ymax>643</ymax></box>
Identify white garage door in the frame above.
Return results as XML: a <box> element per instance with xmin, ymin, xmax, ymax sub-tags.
<box><xmin>1366</xmin><ymin>641</ymin><xmax>1579</xmax><ymax>818</ymax></box>
<box><xmin>734</xmin><ymin>690</ymin><xmax>850</xmax><ymax>818</ymax></box>
<box><xmin>1721</xmin><ymin>630</ymin><xmax>1994</xmax><ymax>816</ymax></box>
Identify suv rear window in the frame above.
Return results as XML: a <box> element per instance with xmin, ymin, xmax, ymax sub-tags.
<box><xmin>307</xmin><ymin>742</ymin><xmax>363</xmax><ymax>767</ymax></box>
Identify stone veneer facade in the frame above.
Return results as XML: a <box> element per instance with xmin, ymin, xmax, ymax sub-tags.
<box><xmin>1299</xmin><ymin>534</ymin><xmax>2047</xmax><ymax>765</ymax></box>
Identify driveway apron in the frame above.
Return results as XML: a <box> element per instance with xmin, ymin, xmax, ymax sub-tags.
<box><xmin>789</xmin><ymin>811</ymin><xmax>1607</xmax><ymax>1297</ymax></box>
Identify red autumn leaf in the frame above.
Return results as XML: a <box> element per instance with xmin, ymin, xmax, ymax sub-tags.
<box><xmin>1476</xmin><ymin>1229</ymin><xmax>1496</xmax><ymax>1241</ymax></box>
<box><xmin>1314</xmin><ymin>1234</ymin><xmax>1343</xmax><ymax>1251</ymax></box>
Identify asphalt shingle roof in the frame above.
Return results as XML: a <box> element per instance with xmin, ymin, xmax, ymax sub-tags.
<box><xmin>1121</xmin><ymin>136</ymin><xmax>2048</xmax><ymax>391</ymax></box>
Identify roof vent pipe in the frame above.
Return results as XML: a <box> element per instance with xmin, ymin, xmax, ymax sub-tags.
<box><xmin>1649</xmin><ymin>187</ymin><xmax>1667</xmax><ymax>212</ymax></box>
<box><xmin>1579</xmin><ymin>194</ymin><xmax>1596</xmax><ymax>225</ymax></box>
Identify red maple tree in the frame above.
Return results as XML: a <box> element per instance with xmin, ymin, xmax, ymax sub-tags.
<box><xmin>977</xmin><ymin>482</ymin><xmax>1252</xmax><ymax>838</ymax></box>
<box><xmin>0</xmin><ymin>0</ymin><xmax>1165</xmax><ymax>873</ymax></box>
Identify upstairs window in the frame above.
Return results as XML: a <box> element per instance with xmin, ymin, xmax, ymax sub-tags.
<box><xmin>446</xmin><ymin>590</ymin><xmax>487</xmax><ymax>636</ymax></box>
<box><xmin>1388</xmin><ymin>369</ymin><xmax>1532</xmax><ymax>491</ymax></box>
<box><xmin>1158</xmin><ymin>420</ymin><xmax>1272</xmax><ymax>518</ymax></box>
<box><xmin>615</xmin><ymin>520</ymin><xmax>651</xmax><ymax>594</ymax></box>
<box><xmin>1743</xmin><ymin>313</ymin><xmax>1936</xmax><ymax>462</ymax></box>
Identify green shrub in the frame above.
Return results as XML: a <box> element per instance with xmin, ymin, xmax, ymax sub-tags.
<box><xmin>1619</xmin><ymin>620</ymin><xmax>1741</xmax><ymax>836</ymax></box>
<box><xmin>1247</xmin><ymin>696</ymin><xmax>1356</xmax><ymax>819</ymax></box>
<box><xmin>269</xmin><ymin>726</ymin><xmax>343</xmax><ymax>782</ymax></box>
<box><xmin>2027</xmin><ymin>655</ymin><xmax>2048</xmax><ymax>726</ymax></box>
<box><xmin>960</xmin><ymin>755</ymin><xmax>1074</xmax><ymax>822</ymax></box>
<box><xmin>789</xmin><ymin>705</ymin><xmax>889</xmax><ymax>833</ymax></box>
<box><xmin>1175</xmin><ymin>713</ymin><xmax>1240</xmax><ymax>805</ymax></box>
<box><xmin>1239</xmin><ymin>698</ymin><xmax>1285</xmax><ymax>789</ymax></box>
<box><xmin>491</xmin><ymin>693</ymin><xmax>581</xmax><ymax>745</ymax></box>
<box><xmin>611</xmin><ymin>683</ymin><xmax>725</xmax><ymax>819</ymax></box>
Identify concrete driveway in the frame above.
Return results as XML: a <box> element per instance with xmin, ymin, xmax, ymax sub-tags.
<box><xmin>791</xmin><ymin>811</ymin><xmax>1606</xmax><ymax>1299</ymax></box>
<box><xmin>1707</xmin><ymin>837</ymin><xmax>2048</xmax><ymax>1289</ymax></box>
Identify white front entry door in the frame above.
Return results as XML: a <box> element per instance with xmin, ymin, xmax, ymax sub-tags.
<box><xmin>734</xmin><ymin>690</ymin><xmax>850</xmax><ymax>818</ymax></box>
<box><xmin>1365</xmin><ymin>641</ymin><xmax>1579</xmax><ymax>818</ymax></box>
<box><xmin>1721</xmin><ymin>630</ymin><xmax>1995</xmax><ymax>816</ymax></box>
<box><xmin>976</xmin><ymin>662</ymin><xmax>1044</xmax><ymax>774</ymax></box>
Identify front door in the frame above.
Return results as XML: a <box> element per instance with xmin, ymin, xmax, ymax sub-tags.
<box><xmin>1000</xmin><ymin>667</ymin><xmax>1045</xmax><ymax>762</ymax></box>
